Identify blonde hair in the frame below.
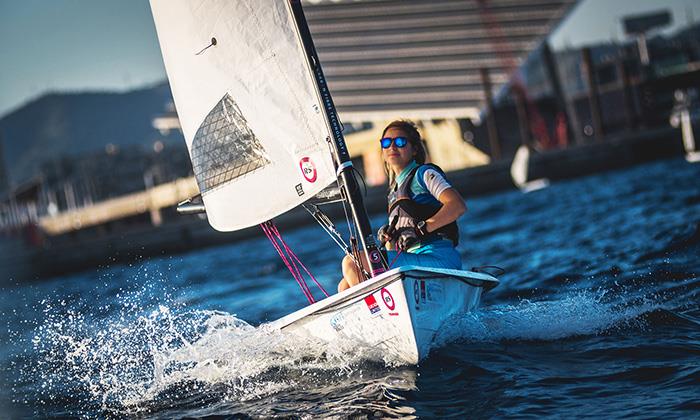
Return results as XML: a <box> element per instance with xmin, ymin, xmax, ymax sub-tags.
<box><xmin>381</xmin><ymin>120</ymin><xmax>427</xmax><ymax>187</ymax></box>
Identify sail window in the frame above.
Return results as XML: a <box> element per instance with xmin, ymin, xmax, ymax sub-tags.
<box><xmin>191</xmin><ymin>94</ymin><xmax>271</xmax><ymax>193</ymax></box>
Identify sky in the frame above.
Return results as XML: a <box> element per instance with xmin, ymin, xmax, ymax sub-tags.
<box><xmin>1</xmin><ymin>0</ymin><xmax>699</xmax><ymax>119</ymax></box>
<box><xmin>0</xmin><ymin>0</ymin><xmax>166</xmax><ymax>118</ymax></box>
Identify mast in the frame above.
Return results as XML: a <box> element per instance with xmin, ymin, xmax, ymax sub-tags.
<box><xmin>289</xmin><ymin>0</ymin><xmax>387</xmax><ymax>278</ymax></box>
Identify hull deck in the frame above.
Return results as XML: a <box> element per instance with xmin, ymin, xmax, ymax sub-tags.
<box><xmin>273</xmin><ymin>266</ymin><xmax>498</xmax><ymax>364</ymax></box>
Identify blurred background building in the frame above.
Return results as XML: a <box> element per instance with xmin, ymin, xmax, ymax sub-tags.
<box><xmin>1</xmin><ymin>0</ymin><xmax>699</xmax><ymax>280</ymax></box>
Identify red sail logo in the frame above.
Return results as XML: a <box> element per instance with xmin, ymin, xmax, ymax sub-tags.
<box><xmin>299</xmin><ymin>157</ymin><xmax>317</xmax><ymax>183</ymax></box>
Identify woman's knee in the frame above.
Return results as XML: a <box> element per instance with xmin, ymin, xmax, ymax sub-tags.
<box><xmin>341</xmin><ymin>255</ymin><xmax>353</xmax><ymax>274</ymax></box>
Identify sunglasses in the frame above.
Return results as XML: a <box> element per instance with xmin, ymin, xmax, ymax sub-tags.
<box><xmin>380</xmin><ymin>136</ymin><xmax>408</xmax><ymax>149</ymax></box>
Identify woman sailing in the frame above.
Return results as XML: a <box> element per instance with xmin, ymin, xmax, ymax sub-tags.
<box><xmin>338</xmin><ymin>120</ymin><xmax>467</xmax><ymax>292</ymax></box>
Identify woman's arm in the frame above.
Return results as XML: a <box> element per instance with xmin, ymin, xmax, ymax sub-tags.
<box><xmin>423</xmin><ymin>188</ymin><xmax>466</xmax><ymax>233</ymax></box>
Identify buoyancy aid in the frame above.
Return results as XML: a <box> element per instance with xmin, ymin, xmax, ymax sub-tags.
<box><xmin>386</xmin><ymin>164</ymin><xmax>459</xmax><ymax>248</ymax></box>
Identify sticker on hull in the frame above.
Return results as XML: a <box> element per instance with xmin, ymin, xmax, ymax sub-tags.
<box><xmin>330</xmin><ymin>312</ymin><xmax>345</xmax><ymax>331</ymax></box>
<box><xmin>364</xmin><ymin>294</ymin><xmax>381</xmax><ymax>315</ymax></box>
<box><xmin>381</xmin><ymin>288</ymin><xmax>399</xmax><ymax>316</ymax></box>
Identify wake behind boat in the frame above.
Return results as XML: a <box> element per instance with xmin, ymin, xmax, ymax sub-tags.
<box><xmin>150</xmin><ymin>0</ymin><xmax>499</xmax><ymax>365</ymax></box>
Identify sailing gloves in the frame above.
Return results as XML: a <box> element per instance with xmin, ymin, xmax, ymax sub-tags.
<box><xmin>377</xmin><ymin>219</ymin><xmax>427</xmax><ymax>251</ymax></box>
<box><xmin>377</xmin><ymin>224</ymin><xmax>394</xmax><ymax>246</ymax></box>
<box><xmin>395</xmin><ymin>227</ymin><xmax>419</xmax><ymax>250</ymax></box>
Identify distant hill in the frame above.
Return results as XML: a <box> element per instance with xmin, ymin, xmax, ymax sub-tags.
<box><xmin>0</xmin><ymin>82</ymin><xmax>185</xmax><ymax>185</ymax></box>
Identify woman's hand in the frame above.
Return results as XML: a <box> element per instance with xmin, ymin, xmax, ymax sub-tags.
<box><xmin>377</xmin><ymin>224</ymin><xmax>394</xmax><ymax>246</ymax></box>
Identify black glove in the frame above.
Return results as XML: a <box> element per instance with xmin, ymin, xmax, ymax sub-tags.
<box><xmin>395</xmin><ymin>227</ymin><xmax>419</xmax><ymax>251</ymax></box>
<box><xmin>378</xmin><ymin>215</ymin><xmax>400</xmax><ymax>246</ymax></box>
<box><xmin>377</xmin><ymin>224</ymin><xmax>395</xmax><ymax>245</ymax></box>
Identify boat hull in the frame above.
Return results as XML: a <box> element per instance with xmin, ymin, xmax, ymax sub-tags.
<box><xmin>272</xmin><ymin>266</ymin><xmax>498</xmax><ymax>365</ymax></box>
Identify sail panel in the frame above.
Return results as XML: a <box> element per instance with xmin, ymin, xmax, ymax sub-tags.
<box><xmin>150</xmin><ymin>0</ymin><xmax>336</xmax><ymax>231</ymax></box>
<box><xmin>191</xmin><ymin>94</ymin><xmax>272</xmax><ymax>194</ymax></box>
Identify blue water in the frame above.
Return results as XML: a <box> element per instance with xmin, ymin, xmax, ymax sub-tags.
<box><xmin>1</xmin><ymin>158</ymin><xmax>699</xmax><ymax>418</ymax></box>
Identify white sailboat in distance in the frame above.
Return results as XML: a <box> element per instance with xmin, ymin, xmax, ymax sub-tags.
<box><xmin>150</xmin><ymin>0</ymin><xmax>499</xmax><ymax>364</ymax></box>
<box><xmin>510</xmin><ymin>145</ymin><xmax>550</xmax><ymax>193</ymax></box>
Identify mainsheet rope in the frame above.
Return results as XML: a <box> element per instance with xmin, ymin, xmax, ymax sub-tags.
<box><xmin>389</xmin><ymin>249</ymin><xmax>403</xmax><ymax>268</ymax></box>
<box><xmin>260</xmin><ymin>221</ymin><xmax>329</xmax><ymax>304</ymax></box>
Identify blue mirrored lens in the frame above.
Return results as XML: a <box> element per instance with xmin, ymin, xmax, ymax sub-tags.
<box><xmin>380</xmin><ymin>136</ymin><xmax>408</xmax><ymax>148</ymax></box>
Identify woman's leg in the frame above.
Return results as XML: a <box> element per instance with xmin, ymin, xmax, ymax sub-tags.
<box><xmin>337</xmin><ymin>254</ymin><xmax>368</xmax><ymax>293</ymax></box>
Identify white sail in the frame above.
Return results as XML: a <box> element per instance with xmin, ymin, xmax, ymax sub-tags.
<box><xmin>510</xmin><ymin>145</ymin><xmax>530</xmax><ymax>188</ymax></box>
<box><xmin>680</xmin><ymin>109</ymin><xmax>700</xmax><ymax>163</ymax></box>
<box><xmin>510</xmin><ymin>145</ymin><xmax>550</xmax><ymax>193</ymax></box>
<box><xmin>150</xmin><ymin>0</ymin><xmax>336</xmax><ymax>231</ymax></box>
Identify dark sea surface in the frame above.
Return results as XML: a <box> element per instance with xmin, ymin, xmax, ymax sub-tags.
<box><xmin>1</xmin><ymin>158</ymin><xmax>699</xmax><ymax>419</ymax></box>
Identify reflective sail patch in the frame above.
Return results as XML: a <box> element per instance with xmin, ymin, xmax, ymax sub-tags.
<box><xmin>191</xmin><ymin>94</ymin><xmax>271</xmax><ymax>193</ymax></box>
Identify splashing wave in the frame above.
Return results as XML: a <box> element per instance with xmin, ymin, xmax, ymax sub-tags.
<box><xmin>26</xmin><ymin>301</ymin><xmax>383</xmax><ymax>416</ymax></box>
<box><xmin>435</xmin><ymin>290</ymin><xmax>667</xmax><ymax>344</ymax></box>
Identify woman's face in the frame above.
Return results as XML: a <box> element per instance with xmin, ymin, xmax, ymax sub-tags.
<box><xmin>381</xmin><ymin>127</ymin><xmax>415</xmax><ymax>173</ymax></box>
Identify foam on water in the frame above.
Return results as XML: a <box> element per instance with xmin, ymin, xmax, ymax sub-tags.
<box><xmin>6</xmin><ymin>158</ymin><xmax>699</xmax><ymax>418</ymax></box>
<box><xmin>436</xmin><ymin>289</ymin><xmax>667</xmax><ymax>345</ymax></box>
<box><xmin>22</xmin><ymin>280</ymin><xmax>675</xmax><ymax>416</ymax></box>
<box><xmin>23</xmin><ymin>294</ymin><xmax>385</xmax><ymax>416</ymax></box>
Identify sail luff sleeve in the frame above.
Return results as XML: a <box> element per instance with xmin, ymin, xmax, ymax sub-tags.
<box><xmin>288</xmin><ymin>0</ymin><xmax>387</xmax><ymax>277</ymax></box>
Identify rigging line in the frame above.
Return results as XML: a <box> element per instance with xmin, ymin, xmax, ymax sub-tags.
<box><xmin>195</xmin><ymin>37</ymin><xmax>217</xmax><ymax>55</ymax></box>
<box><xmin>337</xmin><ymin>176</ymin><xmax>360</xmax><ymax>250</ymax></box>
<box><xmin>260</xmin><ymin>222</ymin><xmax>315</xmax><ymax>304</ymax></box>
<box><xmin>305</xmin><ymin>205</ymin><xmax>365</xmax><ymax>274</ymax></box>
<box><xmin>269</xmin><ymin>225</ymin><xmax>316</xmax><ymax>301</ymax></box>
<box><xmin>388</xmin><ymin>249</ymin><xmax>403</xmax><ymax>268</ymax></box>
<box><xmin>267</xmin><ymin>221</ymin><xmax>327</xmax><ymax>299</ymax></box>
<box><xmin>334</xmin><ymin>163</ymin><xmax>369</xmax><ymax>279</ymax></box>
<box><xmin>261</xmin><ymin>222</ymin><xmax>314</xmax><ymax>303</ymax></box>
<box><xmin>272</xmin><ymin>225</ymin><xmax>316</xmax><ymax>303</ymax></box>
<box><xmin>303</xmin><ymin>204</ymin><xmax>351</xmax><ymax>255</ymax></box>
<box><xmin>268</xmin><ymin>223</ymin><xmax>329</xmax><ymax>298</ymax></box>
<box><xmin>352</xmin><ymin>166</ymin><xmax>368</xmax><ymax>197</ymax></box>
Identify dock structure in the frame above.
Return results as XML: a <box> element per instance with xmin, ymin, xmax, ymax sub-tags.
<box><xmin>305</xmin><ymin>0</ymin><xmax>575</xmax><ymax>123</ymax></box>
<box><xmin>25</xmin><ymin>0</ymin><xmax>578</xmax><ymax>234</ymax></box>
<box><xmin>303</xmin><ymin>0</ymin><xmax>576</xmax><ymax>179</ymax></box>
<box><xmin>8</xmin><ymin>0</ymin><xmax>699</xmax><ymax>281</ymax></box>
<box><xmin>37</xmin><ymin>177</ymin><xmax>198</xmax><ymax>235</ymax></box>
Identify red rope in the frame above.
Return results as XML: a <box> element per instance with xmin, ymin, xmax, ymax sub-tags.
<box><xmin>260</xmin><ymin>222</ymin><xmax>314</xmax><ymax>304</ymax></box>
<box><xmin>389</xmin><ymin>249</ymin><xmax>402</xmax><ymax>268</ymax></box>
<box><xmin>260</xmin><ymin>221</ymin><xmax>329</xmax><ymax>304</ymax></box>
<box><xmin>268</xmin><ymin>223</ymin><xmax>329</xmax><ymax>298</ymax></box>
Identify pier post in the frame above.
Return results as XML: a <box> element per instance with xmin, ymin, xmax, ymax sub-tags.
<box><xmin>514</xmin><ymin>87</ymin><xmax>531</xmax><ymax>148</ymax></box>
<box><xmin>616</xmin><ymin>58</ymin><xmax>636</xmax><ymax>131</ymax></box>
<box><xmin>542</xmin><ymin>42</ymin><xmax>580</xmax><ymax>145</ymax></box>
<box><xmin>582</xmin><ymin>48</ymin><xmax>604</xmax><ymax>141</ymax></box>
<box><xmin>480</xmin><ymin>67</ymin><xmax>501</xmax><ymax>160</ymax></box>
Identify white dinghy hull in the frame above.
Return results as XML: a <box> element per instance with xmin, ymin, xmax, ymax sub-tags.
<box><xmin>273</xmin><ymin>266</ymin><xmax>498</xmax><ymax>365</ymax></box>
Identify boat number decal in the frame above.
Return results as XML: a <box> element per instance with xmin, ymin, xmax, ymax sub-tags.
<box><xmin>413</xmin><ymin>280</ymin><xmax>420</xmax><ymax>305</ymax></box>
<box><xmin>299</xmin><ymin>157</ymin><xmax>317</xmax><ymax>183</ymax></box>
<box><xmin>369</xmin><ymin>250</ymin><xmax>381</xmax><ymax>263</ymax></box>
<box><xmin>420</xmin><ymin>280</ymin><xmax>426</xmax><ymax>300</ymax></box>
<box><xmin>364</xmin><ymin>294</ymin><xmax>381</xmax><ymax>315</ymax></box>
<box><xmin>381</xmin><ymin>288</ymin><xmax>395</xmax><ymax>311</ymax></box>
<box><xmin>330</xmin><ymin>312</ymin><xmax>345</xmax><ymax>331</ymax></box>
